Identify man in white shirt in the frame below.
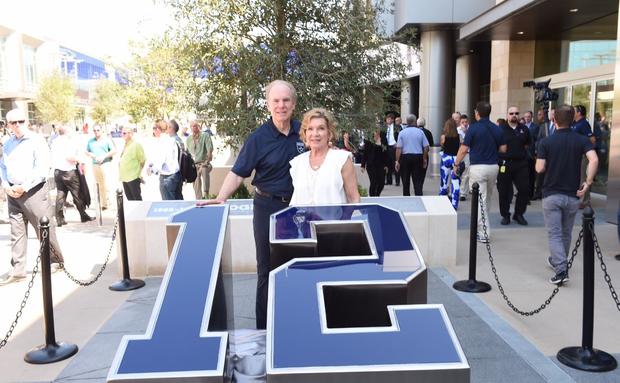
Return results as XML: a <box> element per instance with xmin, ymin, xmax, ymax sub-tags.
<box><xmin>458</xmin><ymin>114</ymin><xmax>471</xmax><ymax>200</ymax></box>
<box><xmin>0</xmin><ymin>109</ymin><xmax>65</xmax><ymax>285</ymax></box>
<box><xmin>51</xmin><ymin>125</ymin><xmax>95</xmax><ymax>226</ymax></box>
<box><xmin>150</xmin><ymin>120</ymin><xmax>182</xmax><ymax>200</ymax></box>
<box><xmin>383</xmin><ymin>113</ymin><xmax>401</xmax><ymax>186</ymax></box>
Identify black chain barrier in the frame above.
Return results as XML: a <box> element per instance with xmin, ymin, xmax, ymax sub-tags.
<box><xmin>55</xmin><ymin>219</ymin><xmax>119</xmax><ymax>286</ymax></box>
<box><xmin>478</xmin><ymin>196</ymin><xmax>583</xmax><ymax>316</ymax></box>
<box><xmin>0</xmin><ymin>234</ymin><xmax>45</xmax><ymax>351</ymax></box>
<box><xmin>591</xmin><ymin>224</ymin><xmax>620</xmax><ymax>312</ymax></box>
<box><xmin>0</xmin><ymin>219</ymin><xmax>118</xmax><ymax>351</ymax></box>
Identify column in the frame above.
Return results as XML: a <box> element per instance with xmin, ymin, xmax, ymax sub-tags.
<box><xmin>400</xmin><ymin>79</ymin><xmax>412</xmax><ymax>118</ymax></box>
<box><xmin>419</xmin><ymin>29</ymin><xmax>453</xmax><ymax>141</ymax></box>
<box><xmin>455</xmin><ymin>53</ymin><xmax>480</xmax><ymax>116</ymax></box>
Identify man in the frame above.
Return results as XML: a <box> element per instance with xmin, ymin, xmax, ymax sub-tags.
<box><xmin>119</xmin><ymin>127</ymin><xmax>146</xmax><ymax>200</ymax></box>
<box><xmin>497</xmin><ymin>106</ymin><xmax>531</xmax><ymax>226</ymax></box>
<box><xmin>536</xmin><ymin>104</ymin><xmax>598</xmax><ymax>284</ymax></box>
<box><xmin>458</xmin><ymin>114</ymin><xmax>471</xmax><ymax>201</ymax></box>
<box><xmin>51</xmin><ymin>126</ymin><xmax>96</xmax><ymax>225</ymax></box>
<box><xmin>150</xmin><ymin>120</ymin><xmax>182</xmax><ymax>200</ymax></box>
<box><xmin>186</xmin><ymin>120</ymin><xmax>214</xmax><ymax>199</ymax></box>
<box><xmin>395</xmin><ymin>116</ymin><xmax>406</xmax><ymax>130</ymax></box>
<box><xmin>573</xmin><ymin>105</ymin><xmax>595</xmax><ymax>207</ymax></box>
<box><xmin>0</xmin><ymin>109</ymin><xmax>64</xmax><ymax>285</ymax></box>
<box><xmin>533</xmin><ymin>108</ymin><xmax>555</xmax><ymax>200</ymax></box>
<box><xmin>86</xmin><ymin>125</ymin><xmax>116</xmax><ymax>210</ymax></box>
<box><xmin>523</xmin><ymin>111</ymin><xmax>539</xmax><ymax>200</ymax></box>
<box><xmin>383</xmin><ymin>113</ymin><xmax>401</xmax><ymax>186</ymax></box>
<box><xmin>454</xmin><ymin>101</ymin><xmax>507</xmax><ymax>243</ymax></box>
<box><xmin>198</xmin><ymin>80</ymin><xmax>303</xmax><ymax>329</ymax></box>
<box><xmin>416</xmin><ymin>117</ymin><xmax>434</xmax><ymax>186</ymax></box>
<box><xmin>168</xmin><ymin>119</ymin><xmax>186</xmax><ymax>199</ymax></box>
<box><xmin>452</xmin><ymin>111</ymin><xmax>462</xmax><ymax>124</ymax></box>
<box><xmin>395</xmin><ymin>114</ymin><xmax>429</xmax><ymax>196</ymax></box>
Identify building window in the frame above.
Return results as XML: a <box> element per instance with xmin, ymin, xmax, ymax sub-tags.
<box><xmin>23</xmin><ymin>45</ymin><xmax>37</xmax><ymax>89</ymax></box>
<box><xmin>592</xmin><ymin>79</ymin><xmax>613</xmax><ymax>195</ymax></box>
<box><xmin>567</xmin><ymin>41</ymin><xmax>616</xmax><ymax>72</ymax></box>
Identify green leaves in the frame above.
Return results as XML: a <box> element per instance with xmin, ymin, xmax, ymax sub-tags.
<box><xmin>35</xmin><ymin>71</ymin><xmax>76</xmax><ymax>125</ymax></box>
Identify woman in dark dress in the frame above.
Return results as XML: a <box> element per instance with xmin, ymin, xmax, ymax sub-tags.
<box><xmin>361</xmin><ymin>129</ymin><xmax>389</xmax><ymax>196</ymax></box>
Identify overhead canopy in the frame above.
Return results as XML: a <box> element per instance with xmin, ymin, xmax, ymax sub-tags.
<box><xmin>459</xmin><ymin>0</ymin><xmax>618</xmax><ymax>42</ymax></box>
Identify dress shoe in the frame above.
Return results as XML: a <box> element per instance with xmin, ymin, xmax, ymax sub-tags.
<box><xmin>102</xmin><ymin>206</ymin><xmax>108</xmax><ymax>211</ymax></box>
<box><xmin>500</xmin><ymin>216</ymin><xmax>511</xmax><ymax>225</ymax></box>
<box><xmin>0</xmin><ymin>273</ymin><xmax>26</xmax><ymax>286</ymax></box>
<box><xmin>513</xmin><ymin>214</ymin><xmax>528</xmax><ymax>225</ymax></box>
<box><xmin>459</xmin><ymin>196</ymin><xmax>467</xmax><ymax>201</ymax></box>
<box><xmin>81</xmin><ymin>215</ymin><xmax>96</xmax><ymax>223</ymax></box>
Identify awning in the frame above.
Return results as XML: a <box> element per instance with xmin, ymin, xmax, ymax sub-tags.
<box><xmin>459</xmin><ymin>0</ymin><xmax>618</xmax><ymax>42</ymax></box>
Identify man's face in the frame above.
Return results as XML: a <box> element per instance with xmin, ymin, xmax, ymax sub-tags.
<box><xmin>122</xmin><ymin>129</ymin><xmax>132</xmax><ymax>142</ymax></box>
<box><xmin>167</xmin><ymin>123</ymin><xmax>175</xmax><ymax>136</ymax></box>
<box><xmin>93</xmin><ymin>127</ymin><xmax>102</xmax><ymax>138</ymax></box>
<box><xmin>452</xmin><ymin>112</ymin><xmax>461</xmax><ymax>122</ymax></box>
<box><xmin>394</xmin><ymin>117</ymin><xmax>402</xmax><ymax>126</ymax></box>
<box><xmin>537</xmin><ymin>110</ymin><xmax>545</xmax><ymax>123</ymax></box>
<box><xmin>507</xmin><ymin>107</ymin><xmax>520</xmax><ymax>124</ymax></box>
<box><xmin>385</xmin><ymin>116</ymin><xmax>394</xmax><ymax>125</ymax></box>
<box><xmin>191</xmin><ymin>124</ymin><xmax>200</xmax><ymax>135</ymax></box>
<box><xmin>267</xmin><ymin>84</ymin><xmax>295</xmax><ymax>125</ymax></box>
<box><xmin>460</xmin><ymin>118</ymin><xmax>468</xmax><ymax>128</ymax></box>
<box><xmin>524</xmin><ymin>112</ymin><xmax>532</xmax><ymax>124</ymax></box>
<box><xmin>7</xmin><ymin>120</ymin><xmax>26</xmax><ymax>138</ymax></box>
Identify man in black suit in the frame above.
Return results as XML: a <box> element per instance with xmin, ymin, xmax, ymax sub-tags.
<box><xmin>383</xmin><ymin>113</ymin><xmax>401</xmax><ymax>186</ymax></box>
<box><xmin>523</xmin><ymin>111</ymin><xmax>539</xmax><ymax>200</ymax></box>
<box><xmin>533</xmin><ymin>108</ymin><xmax>555</xmax><ymax>199</ymax></box>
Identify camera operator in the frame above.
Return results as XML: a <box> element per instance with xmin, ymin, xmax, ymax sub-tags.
<box><xmin>497</xmin><ymin>106</ymin><xmax>531</xmax><ymax>226</ymax></box>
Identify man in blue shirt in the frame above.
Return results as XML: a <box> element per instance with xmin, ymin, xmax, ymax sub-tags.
<box><xmin>572</xmin><ymin>105</ymin><xmax>595</xmax><ymax>207</ymax></box>
<box><xmin>537</xmin><ymin>104</ymin><xmax>598</xmax><ymax>284</ymax></box>
<box><xmin>0</xmin><ymin>109</ymin><xmax>64</xmax><ymax>285</ymax></box>
<box><xmin>198</xmin><ymin>80</ymin><xmax>304</xmax><ymax>329</ymax></box>
<box><xmin>394</xmin><ymin>114</ymin><xmax>429</xmax><ymax>196</ymax></box>
<box><xmin>454</xmin><ymin>101</ymin><xmax>507</xmax><ymax>243</ymax></box>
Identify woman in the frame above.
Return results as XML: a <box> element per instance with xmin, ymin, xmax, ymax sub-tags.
<box><xmin>361</xmin><ymin>129</ymin><xmax>388</xmax><ymax>196</ymax></box>
<box><xmin>290</xmin><ymin>108</ymin><xmax>360</xmax><ymax>205</ymax></box>
<box><xmin>439</xmin><ymin>119</ymin><xmax>461</xmax><ymax>209</ymax></box>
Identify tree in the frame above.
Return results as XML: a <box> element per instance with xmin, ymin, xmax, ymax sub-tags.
<box><xmin>91</xmin><ymin>79</ymin><xmax>125</xmax><ymax>125</ymax></box>
<box><xmin>162</xmin><ymin>0</ymin><xmax>409</xmax><ymax>144</ymax></box>
<box><xmin>35</xmin><ymin>71</ymin><xmax>76</xmax><ymax>124</ymax></box>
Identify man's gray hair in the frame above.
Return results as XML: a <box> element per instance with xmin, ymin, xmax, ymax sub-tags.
<box><xmin>406</xmin><ymin>114</ymin><xmax>417</xmax><ymax>125</ymax></box>
<box><xmin>265</xmin><ymin>80</ymin><xmax>297</xmax><ymax>101</ymax></box>
<box><xmin>417</xmin><ymin>117</ymin><xmax>426</xmax><ymax>127</ymax></box>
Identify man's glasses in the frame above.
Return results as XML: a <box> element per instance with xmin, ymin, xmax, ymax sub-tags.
<box><xmin>122</xmin><ymin>132</ymin><xmax>130</xmax><ymax>135</ymax></box>
<box><xmin>8</xmin><ymin>120</ymin><xmax>25</xmax><ymax>125</ymax></box>
<box><xmin>509</xmin><ymin>112</ymin><xmax>519</xmax><ymax>115</ymax></box>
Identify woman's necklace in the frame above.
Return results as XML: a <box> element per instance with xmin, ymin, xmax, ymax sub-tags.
<box><xmin>309</xmin><ymin>150</ymin><xmax>327</xmax><ymax>171</ymax></box>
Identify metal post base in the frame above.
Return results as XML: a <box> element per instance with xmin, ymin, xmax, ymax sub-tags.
<box><xmin>109</xmin><ymin>278</ymin><xmax>145</xmax><ymax>292</ymax></box>
<box><xmin>453</xmin><ymin>280</ymin><xmax>492</xmax><ymax>293</ymax></box>
<box><xmin>25</xmin><ymin>342</ymin><xmax>78</xmax><ymax>364</ymax></box>
<box><xmin>557</xmin><ymin>347</ymin><xmax>617</xmax><ymax>372</ymax></box>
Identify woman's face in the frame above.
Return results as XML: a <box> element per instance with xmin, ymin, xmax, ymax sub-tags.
<box><xmin>305</xmin><ymin>117</ymin><xmax>330</xmax><ymax>151</ymax></box>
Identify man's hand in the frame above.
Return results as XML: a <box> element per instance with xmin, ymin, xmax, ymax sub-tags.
<box><xmin>423</xmin><ymin>158</ymin><xmax>428</xmax><ymax>169</ymax></box>
<box><xmin>196</xmin><ymin>198</ymin><xmax>225</xmax><ymax>207</ymax></box>
<box><xmin>576</xmin><ymin>182</ymin><xmax>591</xmax><ymax>198</ymax></box>
<box><xmin>6</xmin><ymin>185</ymin><xmax>24</xmax><ymax>198</ymax></box>
<box><xmin>394</xmin><ymin>161</ymin><xmax>400</xmax><ymax>172</ymax></box>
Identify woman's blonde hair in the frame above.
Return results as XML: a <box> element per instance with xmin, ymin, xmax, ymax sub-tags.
<box><xmin>300</xmin><ymin>108</ymin><xmax>337</xmax><ymax>146</ymax></box>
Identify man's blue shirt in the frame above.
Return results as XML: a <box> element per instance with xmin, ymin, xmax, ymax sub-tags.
<box><xmin>232</xmin><ymin>118</ymin><xmax>304</xmax><ymax>197</ymax></box>
<box><xmin>572</xmin><ymin>118</ymin><xmax>593</xmax><ymax>137</ymax></box>
<box><xmin>463</xmin><ymin>118</ymin><xmax>505</xmax><ymax>165</ymax></box>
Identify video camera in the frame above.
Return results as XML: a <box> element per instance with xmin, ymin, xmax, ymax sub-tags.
<box><xmin>523</xmin><ymin>78</ymin><xmax>559</xmax><ymax>105</ymax></box>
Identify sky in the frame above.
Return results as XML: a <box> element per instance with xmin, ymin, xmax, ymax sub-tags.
<box><xmin>0</xmin><ymin>0</ymin><xmax>173</xmax><ymax>63</ymax></box>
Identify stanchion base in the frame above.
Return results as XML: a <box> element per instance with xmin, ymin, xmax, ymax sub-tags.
<box><xmin>557</xmin><ymin>346</ymin><xmax>617</xmax><ymax>372</ymax></box>
<box><xmin>453</xmin><ymin>279</ymin><xmax>492</xmax><ymax>293</ymax></box>
<box><xmin>615</xmin><ymin>254</ymin><xmax>620</xmax><ymax>261</ymax></box>
<box><xmin>24</xmin><ymin>342</ymin><xmax>78</xmax><ymax>364</ymax></box>
<box><xmin>109</xmin><ymin>278</ymin><xmax>145</xmax><ymax>291</ymax></box>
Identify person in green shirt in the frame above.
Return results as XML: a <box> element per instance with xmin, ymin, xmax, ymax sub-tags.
<box><xmin>119</xmin><ymin>127</ymin><xmax>146</xmax><ymax>200</ymax></box>
<box><xmin>186</xmin><ymin>120</ymin><xmax>213</xmax><ymax>199</ymax></box>
<box><xmin>86</xmin><ymin>125</ymin><xmax>116</xmax><ymax>210</ymax></box>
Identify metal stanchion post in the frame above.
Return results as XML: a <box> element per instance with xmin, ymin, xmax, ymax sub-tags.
<box><xmin>109</xmin><ymin>189</ymin><xmax>145</xmax><ymax>291</ymax></box>
<box><xmin>96</xmin><ymin>182</ymin><xmax>103</xmax><ymax>226</ymax></box>
<box><xmin>557</xmin><ymin>207</ymin><xmax>617</xmax><ymax>371</ymax></box>
<box><xmin>453</xmin><ymin>182</ymin><xmax>491</xmax><ymax>293</ymax></box>
<box><xmin>25</xmin><ymin>217</ymin><xmax>78</xmax><ymax>364</ymax></box>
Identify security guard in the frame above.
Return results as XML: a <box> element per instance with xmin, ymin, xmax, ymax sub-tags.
<box><xmin>198</xmin><ymin>80</ymin><xmax>304</xmax><ymax>330</ymax></box>
<box><xmin>497</xmin><ymin>106</ymin><xmax>531</xmax><ymax>225</ymax></box>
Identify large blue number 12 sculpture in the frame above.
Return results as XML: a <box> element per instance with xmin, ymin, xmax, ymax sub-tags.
<box><xmin>107</xmin><ymin>203</ymin><xmax>469</xmax><ymax>383</ymax></box>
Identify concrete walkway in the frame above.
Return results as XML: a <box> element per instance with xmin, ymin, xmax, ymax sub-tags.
<box><xmin>0</xmin><ymin>174</ymin><xmax>619</xmax><ymax>382</ymax></box>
